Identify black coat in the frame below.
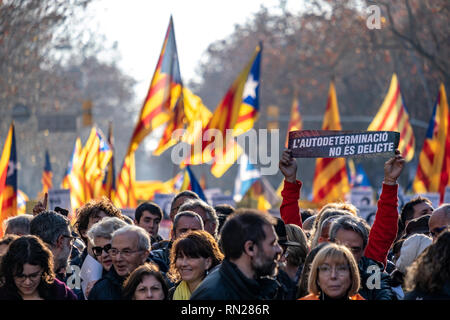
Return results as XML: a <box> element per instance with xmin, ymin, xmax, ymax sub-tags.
<box><xmin>87</xmin><ymin>266</ymin><xmax>124</xmax><ymax>300</ymax></box>
<box><xmin>190</xmin><ymin>259</ymin><xmax>281</xmax><ymax>300</ymax></box>
<box><xmin>404</xmin><ymin>281</ymin><xmax>450</xmax><ymax>300</ymax></box>
<box><xmin>358</xmin><ymin>256</ymin><xmax>396</xmax><ymax>300</ymax></box>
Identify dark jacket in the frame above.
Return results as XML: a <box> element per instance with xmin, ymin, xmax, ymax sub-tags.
<box><xmin>0</xmin><ymin>278</ymin><xmax>78</xmax><ymax>300</ymax></box>
<box><xmin>149</xmin><ymin>241</ymin><xmax>172</xmax><ymax>273</ymax></box>
<box><xmin>358</xmin><ymin>256</ymin><xmax>396</xmax><ymax>300</ymax></box>
<box><xmin>190</xmin><ymin>259</ymin><xmax>281</xmax><ymax>300</ymax></box>
<box><xmin>404</xmin><ymin>281</ymin><xmax>450</xmax><ymax>300</ymax></box>
<box><xmin>87</xmin><ymin>266</ymin><xmax>124</xmax><ymax>300</ymax></box>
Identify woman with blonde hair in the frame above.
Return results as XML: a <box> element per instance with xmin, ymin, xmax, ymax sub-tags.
<box><xmin>299</xmin><ymin>243</ymin><xmax>364</xmax><ymax>300</ymax></box>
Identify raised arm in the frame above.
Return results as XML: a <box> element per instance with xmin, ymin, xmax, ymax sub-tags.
<box><xmin>279</xmin><ymin>149</ymin><xmax>303</xmax><ymax>228</ymax></box>
<box><xmin>364</xmin><ymin>150</ymin><xmax>405</xmax><ymax>267</ymax></box>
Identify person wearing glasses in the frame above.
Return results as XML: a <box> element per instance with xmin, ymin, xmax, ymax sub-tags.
<box><xmin>167</xmin><ymin>230</ymin><xmax>223</xmax><ymax>300</ymax></box>
<box><xmin>87</xmin><ymin>225</ymin><xmax>151</xmax><ymax>300</ymax></box>
<box><xmin>0</xmin><ymin>235</ymin><xmax>77</xmax><ymax>300</ymax></box>
<box><xmin>428</xmin><ymin>204</ymin><xmax>450</xmax><ymax>242</ymax></box>
<box><xmin>29</xmin><ymin>211</ymin><xmax>74</xmax><ymax>282</ymax></box>
<box><xmin>299</xmin><ymin>243</ymin><xmax>364</xmax><ymax>300</ymax></box>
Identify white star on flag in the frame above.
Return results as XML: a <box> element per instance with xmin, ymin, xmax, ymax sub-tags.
<box><xmin>242</xmin><ymin>74</ymin><xmax>258</xmax><ymax>99</ymax></box>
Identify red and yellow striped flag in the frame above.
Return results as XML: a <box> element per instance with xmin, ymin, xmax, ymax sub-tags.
<box><xmin>61</xmin><ymin>137</ymin><xmax>85</xmax><ymax>216</ymax></box>
<box><xmin>368</xmin><ymin>73</ymin><xmax>415</xmax><ymax>161</ymax></box>
<box><xmin>116</xmin><ymin>17</ymin><xmax>182</xmax><ymax>208</ymax></box>
<box><xmin>0</xmin><ymin>123</ymin><xmax>17</xmax><ymax>237</ymax></box>
<box><xmin>413</xmin><ymin>84</ymin><xmax>450</xmax><ymax>202</ymax></box>
<box><xmin>41</xmin><ymin>150</ymin><xmax>53</xmax><ymax>195</ymax></box>
<box><xmin>101</xmin><ymin>122</ymin><xmax>116</xmax><ymax>200</ymax></box>
<box><xmin>312</xmin><ymin>82</ymin><xmax>350</xmax><ymax>205</ymax></box>
<box><xmin>285</xmin><ymin>95</ymin><xmax>303</xmax><ymax>148</ymax></box>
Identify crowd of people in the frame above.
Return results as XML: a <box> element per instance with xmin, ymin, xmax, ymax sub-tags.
<box><xmin>0</xmin><ymin>149</ymin><xmax>449</xmax><ymax>301</ymax></box>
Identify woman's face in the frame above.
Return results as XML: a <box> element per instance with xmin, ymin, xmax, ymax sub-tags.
<box><xmin>317</xmin><ymin>257</ymin><xmax>351</xmax><ymax>299</ymax></box>
<box><xmin>94</xmin><ymin>236</ymin><xmax>113</xmax><ymax>271</ymax></box>
<box><xmin>14</xmin><ymin>263</ymin><xmax>43</xmax><ymax>298</ymax></box>
<box><xmin>133</xmin><ymin>275</ymin><xmax>165</xmax><ymax>300</ymax></box>
<box><xmin>175</xmin><ymin>252</ymin><xmax>211</xmax><ymax>285</ymax></box>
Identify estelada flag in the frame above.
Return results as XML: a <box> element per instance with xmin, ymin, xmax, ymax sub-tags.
<box><xmin>41</xmin><ymin>149</ymin><xmax>53</xmax><ymax>195</ymax></box>
<box><xmin>0</xmin><ymin>123</ymin><xmax>17</xmax><ymax>237</ymax></box>
<box><xmin>368</xmin><ymin>73</ymin><xmax>415</xmax><ymax>161</ymax></box>
<box><xmin>312</xmin><ymin>82</ymin><xmax>350</xmax><ymax>205</ymax></box>
<box><xmin>285</xmin><ymin>95</ymin><xmax>303</xmax><ymax>148</ymax></box>
<box><xmin>413</xmin><ymin>83</ymin><xmax>450</xmax><ymax>202</ymax></box>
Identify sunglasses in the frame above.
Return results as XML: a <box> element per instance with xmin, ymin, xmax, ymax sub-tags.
<box><xmin>92</xmin><ymin>243</ymin><xmax>112</xmax><ymax>257</ymax></box>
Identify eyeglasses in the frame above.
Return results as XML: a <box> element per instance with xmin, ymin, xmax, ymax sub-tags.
<box><xmin>318</xmin><ymin>264</ymin><xmax>350</xmax><ymax>277</ymax></box>
<box><xmin>92</xmin><ymin>244</ymin><xmax>112</xmax><ymax>257</ymax></box>
<box><xmin>109</xmin><ymin>248</ymin><xmax>143</xmax><ymax>258</ymax></box>
<box><xmin>430</xmin><ymin>226</ymin><xmax>447</xmax><ymax>238</ymax></box>
<box><xmin>14</xmin><ymin>270</ymin><xmax>43</xmax><ymax>282</ymax></box>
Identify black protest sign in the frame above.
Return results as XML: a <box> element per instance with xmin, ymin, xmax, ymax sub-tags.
<box><xmin>288</xmin><ymin>130</ymin><xmax>400</xmax><ymax>158</ymax></box>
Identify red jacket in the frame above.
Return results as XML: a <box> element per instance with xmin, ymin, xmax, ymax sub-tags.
<box><xmin>279</xmin><ymin>180</ymin><xmax>398</xmax><ymax>267</ymax></box>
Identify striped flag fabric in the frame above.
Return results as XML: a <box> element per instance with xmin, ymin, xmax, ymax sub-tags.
<box><xmin>116</xmin><ymin>16</ymin><xmax>182</xmax><ymax>208</ymax></box>
<box><xmin>312</xmin><ymin>82</ymin><xmax>350</xmax><ymax>205</ymax></box>
<box><xmin>17</xmin><ymin>189</ymin><xmax>28</xmax><ymax>215</ymax></box>
<box><xmin>347</xmin><ymin>159</ymin><xmax>371</xmax><ymax>188</ymax></box>
<box><xmin>41</xmin><ymin>150</ymin><xmax>53</xmax><ymax>195</ymax></box>
<box><xmin>285</xmin><ymin>95</ymin><xmax>303</xmax><ymax>148</ymax></box>
<box><xmin>182</xmin><ymin>44</ymin><xmax>261</xmax><ymax>178</ymax></box>
<box><xmin>61</xmin><ymin>137</ymin><xmax>85</xmax><ymax>213</ymax></box>
<box><xmin>0</xmin><ymin>123</ymin><xmax>17</xmax><ymax>237</ymax></box>
<box><xmin>368</xmin><ymin>73</ymin><xmax>415</xmax><ymax>161</ymax></box>
<box><xmin>413</xmin><ymin>83</ymin><xmax>450</xmax><ymax>202</ymax></box>
<box><xmin>234</xmin><ymin>153</ymin><xmax>261</xmax><ymax>202</ymax></box>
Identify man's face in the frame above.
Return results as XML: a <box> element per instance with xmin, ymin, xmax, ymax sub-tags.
<box><xmin>412</xmin><ymin>202</ymin><xmax>433</xmax><ymax>220</ymax></box>
<box><xmin>173</xmin><ymin>216</ymin><xmax>202</xmax><ymax>240</ymax></box>
<box><xmin>334</xmin><ymin>229</ymin><xmax>364</xmax><ymax>262</ymax></box>
<box><xmin>54</xmin><ymin>227</ymin><xmax>73</xmax><ymax>272</ymax></box>
<box><xmin>429</xmin><ymin>207</ymin><xmax>450</xmax><ymax>241</ymax></box>
<box><xmin>111</xmin><ymin>232</ymin><xmax>147</xmax><ymax>277</ymax></box>
<box><xmin>137</xmin><ymin>211</ymin><xmax>160</xmax><ymax>237</ymax></box>
<box><xmin>170</xmin><ymin>197</ymin><xmax>188</xmax><ymax>221</ymax></box>
<box><xmin>251</xmin><ymin>224</ymin><xmax>282</xmax><ymax>278</ymax></box>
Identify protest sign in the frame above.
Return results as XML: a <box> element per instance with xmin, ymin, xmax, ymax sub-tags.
<box><xmin>357</xmin><ymin>205</ymin><xmax>378</xmax><ymax>226</ymax></box>
<box><xmin>48</xmin><ymin>189</ymin><xmax>71</xmax><ymax>212</ymax></box>
<box><xmin>350</xmin><ymin>187</ymin><xmax>375</xmax><ymax>207</ymax></box>
<box><xmin>403</xmin><ymin>193</ymin><xmax>440</xmax><ymax>208</ymax></box>
<box><xmin>288</xmin><ymin>130</ymin><xmax>399</xmax><ymax>158</ymax></box>
<box><xmin>120</xmin><ymin>208</ymin><xmax>136</xmax><ymax>220</ymax></box>
<box><xmin>153</xmin><ymin>193</ymin><xmax>176</xmax><ymax>218</ymax></box>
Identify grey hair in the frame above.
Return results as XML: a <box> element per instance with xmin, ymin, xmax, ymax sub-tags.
<box><xmin>87</xmin><ymin>217</ymin><xmax>128</xmax><ymax>244</ymax></box>
<box><xmin>111</xmin><ymin>225</ymin><xmax>151</xmax><ymax>251</ymax></box>
<box><xmin>310</xmin><ymin>209</ymin><xmax>352</xmax><ymax>248</ymax></box>
<box><xmin>4</xmin><ymin>214</ymin><xmax>33</xmax><ymax>235</ymax></box>
<box><xmin>172</xmin><ymin>210</ymin><xmax>204</xmax><ymax>234</ymax></box>
<box><xmin>329</xmin><ymin>215</ymin><xmax>371</xmax><ymax>249</ymax></box>
<box><xmin>179</xmin><ymin>199</ymin><xmax>218</xmax><ymax>236</ymax></box>
<box><xmin>30</xmin><ymin>211</ymin><xmax>71</xmax><ymax>246</ymax></box>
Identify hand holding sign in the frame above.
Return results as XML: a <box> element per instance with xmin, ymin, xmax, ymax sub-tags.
<box><xmin>279</xmin><ymin>149</ymin><xmax>297</xmax><ymax>183</ymax></box>
<box><xmin>32</xmin><ymin>192</ymin><xmax>48</xmax><ymax>216</ymax></box>
<box><xmin>383</xmin><ymin>149</ymin><xmax>405</xmax><ymax>185</ymax></box>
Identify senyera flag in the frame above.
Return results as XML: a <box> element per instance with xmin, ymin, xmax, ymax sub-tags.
<box><xmin>368</xmin><ymin>73</ymin><xmax>415</xmax><ymax>161</ymax></box>
<box><xmin>116</xmin><ymin>16</ymin><xmax>182</xmax><ymax>209</ymax></box>
<box><xmin>413</xmin><ymin>83</ymin><xmax>450</xmax><ymax>202</ymax></box>
<box><xmin>0</xmin><ymin>123</ymin><xmax>17</xmax><ymax>237</ymax></box>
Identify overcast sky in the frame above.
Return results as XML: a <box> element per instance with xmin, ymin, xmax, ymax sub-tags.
<box><xmin>88</xmin><ymin>0</ymin><xmax>302</xmax><ymax>100</ymax></box>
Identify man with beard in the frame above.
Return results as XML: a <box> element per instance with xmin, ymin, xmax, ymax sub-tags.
<box><xmin>29</xmin><ymin>211</ymin><xmax>74</xmax><ymax>282</ymax></box>
<box><xmin>190</xmin><ymin>209</ymin><xmax>282</xmax><ymax>300</ymax></box>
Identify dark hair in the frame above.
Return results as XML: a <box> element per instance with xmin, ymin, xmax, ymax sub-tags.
<box><xmin>74</xmin><ymin>197</ymin><xmax>123</xmax><ymax>242</ymax></box>
<box><xmin>0</xmin><ymin>235</ymin><xmax>55</xmax><ymax>299</ymax></box>
<box><xmin>215</xmin><ymin>204</ymin><xmax>235</xmax><ymax>234</ymax></box>
<box><xmin>219</xmin><ymin>209</ymin><xmax>276</xmax><ymax>260</ymax></box>
<box><xmin>170</xmin><ymin>191</ymin><xmax>200</xmax><ymax>214</ymax></box>
<box><xmin>30</xmin><ymin>211</ymin><xmax>71</xmax><ymax>245</ymax></box>
<box><xmin>0</xmin><ymin>234</ymin><xmax>20</xmax><ymax>247</ymax></box>
<box><xmin>168</xmin><ymin>230</ymin><xmax>224</xmax><ymax>283</ymax></box>
<box><xmin>135</xmin><ymin>202</ymin><xmax>163</xmax><ymax>223</ymax></box>
<box><xmin>122</xmin><ymin>263</ymin><xmax>168</xmax><ymax>300</ymax></box>
<box><xmin>301</xmin><ymin>209</ymin><xmax>316</xmax><ymax>224</ymax></box>
<box><xmin>400</xmin><ymin>196</ymin><xmax>432</xmax><ymax>226</ymax></box>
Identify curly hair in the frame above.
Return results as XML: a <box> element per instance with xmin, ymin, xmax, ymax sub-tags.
<box><xmin>0</xmin><ymin>235</ymin><xmax>55</xmax><ymax>299</ymax></box>
<box><xmin>404</xmin><ymin>228</ymin><xmax>450</xmax><ymax>294</ymax></box>
<box><xmin>168</xmin><ymin>230</ymin><xmax>224</xmax><ymax>283</ymax></box>
<box><xmin>74</xmin><ymin>197</ymin><xmax>123</xmax><ymax>242</ymax></box>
